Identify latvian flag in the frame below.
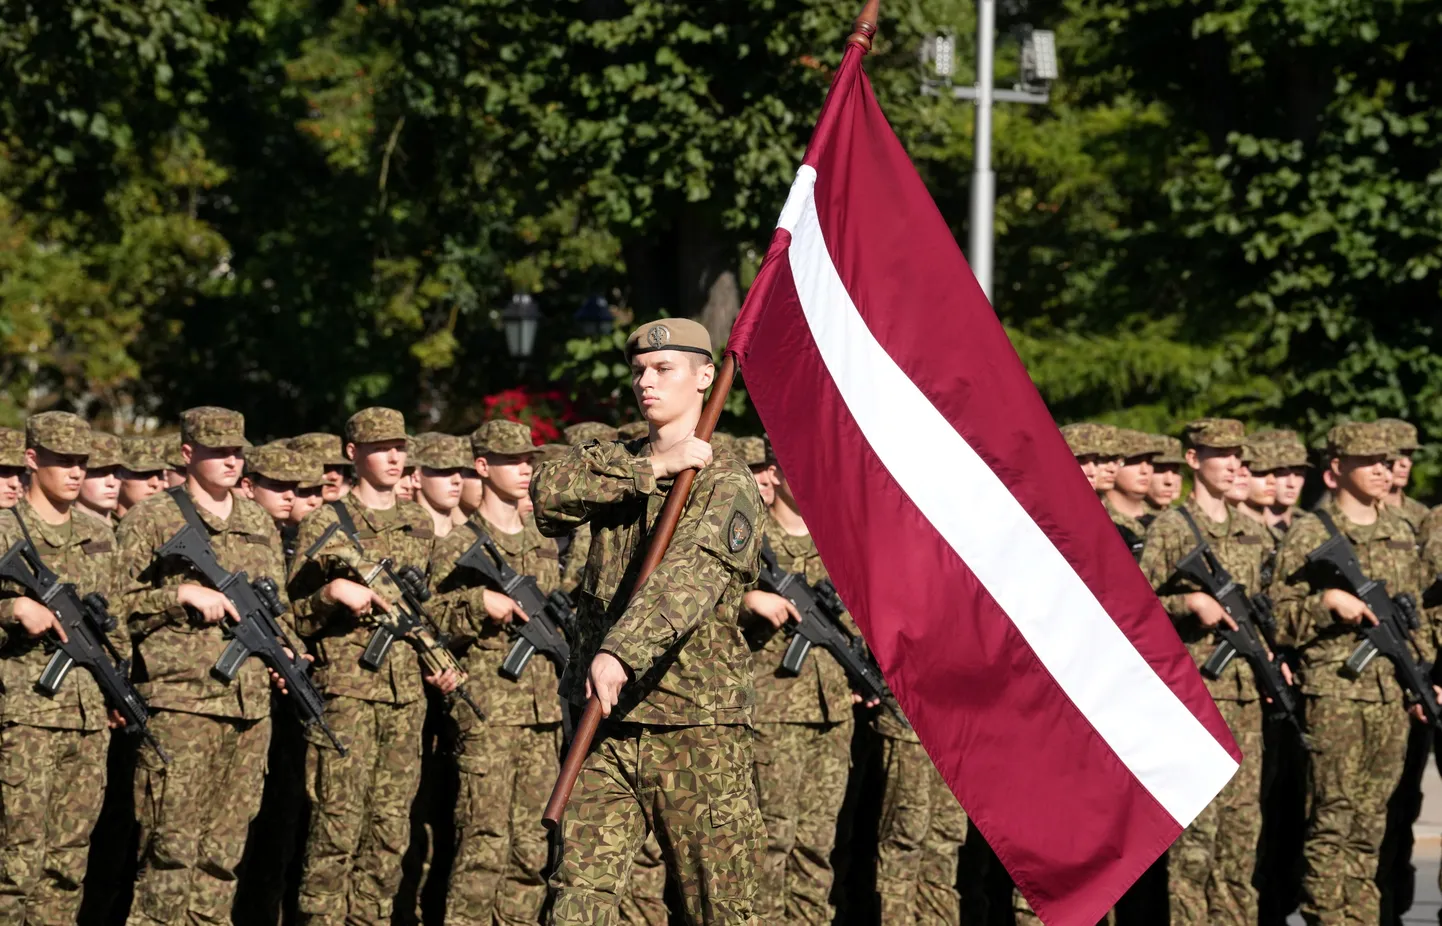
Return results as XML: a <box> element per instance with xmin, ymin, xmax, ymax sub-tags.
<box><xmin>725</xmin><ymin>31</ymin><xmax>1241</xmax><ymax>926</ymax></box>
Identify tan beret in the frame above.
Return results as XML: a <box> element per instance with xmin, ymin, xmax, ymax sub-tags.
<box><xmin>625</xmin><ymin>318</ymin><xmax>713</xmax><ymax>359</ymax></box>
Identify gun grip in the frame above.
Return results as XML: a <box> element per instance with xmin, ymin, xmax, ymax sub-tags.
<box><xmin>36</xmin><ymin>650</ymin><xmax>73</xmax><ymax>697</ymax></box>
<box><xmin>361</xmin><ymin>625</ymin><xmax>395</xmax><ymax>672</ymax></box>
<box><xmin>1342</xmin><ymin>639</ymin><xmax>1379</xmax><ymax>680</ymax></box>
<box><xmin>1201</xmin><ymin>640</ymin><xmax>1237</xmax><ymax>681</ymax></box>
<box><xmin>213</xmin><ymin>638</ymin><xmax>250</xmax><ymax>683</ymax></box>
<box><xmin>780</xmin><ymin>634</ymin><xmax>812</xmax><ymax>677</ymax></box>
<box><xmin>500</xmin><ymin>638</ymin><xmax>535</xmax><ymax>682</ymax></box>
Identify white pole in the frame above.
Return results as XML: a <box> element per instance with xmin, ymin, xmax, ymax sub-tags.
<box><xmin>970</xmin><ymin>0</ymin><xmax>996</xmax><ymax>302</ymax></box>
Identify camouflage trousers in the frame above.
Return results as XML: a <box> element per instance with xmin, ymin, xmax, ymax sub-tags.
<box><xmin>299</xmin><ymin>695</ymin><xmax>425</xmax><ymax>926</ymax></box>
<box><xmin>1172</xmin><ymin>697</ymin><xmax>1264</xmax><ymax>926</ymax></box>
<box><xmin>128</xmin><ymin>710</ymin><xmax>271</xmax><ymax>926</ymax></box>
<box><xmin>617</xmin><ymin>831</ymin><xmax>667</xmax><ymax>925</ymax></box>
<box><xmin>752</xmin><ymin>720</ymin><xmax>853</xmax><ymax>924</ymax></box>
<box><xmin>875</xmin><ymin>733</ymin><xmax>967</xmax><ymax>925</ymax></box>
<box><xmin>447</xmin><ymin>721</ymin><xmax>561</xmax><ymax>926</ymax></box>
<box><xmin>549</xmin><ymin>722</ymin><xmax>765</xmax><ymax>925</ymax></box>
<box><xmin>1300</xmin><ymin>696</ymin><xmax>1409</xmax><ymax>926</ymax></box>
<box><xmin>0</xmin><ymin>723</ymin><xmax>107</xmax><ymax>925</ymax></box>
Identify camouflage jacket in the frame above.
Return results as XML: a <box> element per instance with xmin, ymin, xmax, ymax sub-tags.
<box><xmin>1270</xmin><ymin>497</ymin><xmax>1429</xmax><ymax>702</ymax></box>
<box><xmin>1420</xmin><ymin>504</ymin><xmax>1442</xmax><ymax>553</ymax></box>
<box><xmin>114</xmin><ymin>490</ymin><xmax>290</xmax><ymax>719</ymax></box>
<box><xmin>429</xmin><ymin>513</ymin><xmax>564</xmax><ymax>726</ymax></box>
<box><xmin>1395</xmin><ymin>495</ymin><xmax>1429</xmax><ymax>536</ymax></box>
<box><xmin>749</xmin><ymin>516</ymin><xmax>855</xmax><ymax>725</ymax></box>
<box><xmin>559</xmin><ymin>521</ymin><xmax>591</xmax><ymax>596</ymax></box>
<box><xmin>1104</xmin><ymin>497</ymin><xmax>1150</xmax><ymax>561</ymax></box>
<box><xmin>0</xmin><ymin>502</ymin><xmax>124</xmax><ymax>730</ymax></box>
<box><xmin>287</xmin><ymin>494</ymin><xmax>435</xmax><ymax>705</ymax></box>
<box><xmin>532</xmin><ymin>439</ymin><xmax>763</xmax><ymax>726</ymax></box>
<box><xmin>1139</xmin><ymin>498</ymin><xmax>1274</xmax><ymax>702</ymax></box>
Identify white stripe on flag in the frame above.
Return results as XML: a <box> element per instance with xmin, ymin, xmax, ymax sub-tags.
<box><xmin>776</xmin><ymin>165</ymin><xmax>1238</xmax><ymax>826</ymax></box>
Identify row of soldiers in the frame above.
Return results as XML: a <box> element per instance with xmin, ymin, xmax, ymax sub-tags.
<box><xmin>1047</xmin><ymin>415</ymin><xmax>1442</xmax><ymax>926</ymax></box>
<box><xmin>0</xmin><ymin>317</ymin><xmax>964</xmax><ymax>926</ymax></box>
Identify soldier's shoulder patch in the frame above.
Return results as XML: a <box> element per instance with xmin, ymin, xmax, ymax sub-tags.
<box><xmin>727</xmin><ymin>509</ymin><xmax>753</xmax><ymax>553</ymax></box>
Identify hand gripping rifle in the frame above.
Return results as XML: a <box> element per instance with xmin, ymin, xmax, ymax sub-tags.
<box><xmin>1166</xmin><ymin>513</ymin><xmax>1302</xmax><ymax>731</ymax></box>
<box><xmin>756</xmin><ymin>543</ymin><xmax>904</xmax><ymax>724</ymax></box>
<box><xmin>453</xmin><ymin>526</ymin><xmax>574</xmax><ymax>681</ymax></box>
<box><xmin>0</xmin><ymin>539</ymin><xmax>168</xmax><ymax>762</ymax></box>
<box><xmin>1305</xmin><ymin>511</ymin><xmax>1441</xmax><ymax>728</ymax></box>
<box><xmin>156</xmin><ymin>524</ymin><xmax>346</xmax><ymax>754</ymax></box>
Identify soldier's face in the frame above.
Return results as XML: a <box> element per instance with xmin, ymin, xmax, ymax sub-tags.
<box><xmin>120</xmin><ymin>470</ymin><xmax>166</xmax><ymax>509</ymax></box>
<box><xmin>1188</xmin><ymin>446</ymin><xmax>1239</xmax><ymax>496</ymax></box>
<box><xmin>459</xmin><ymin>471</ymin><xmax>484</xmax><ymax>513</ymax></box>
<box><xmin>395</xmin><ymin>471</ymin><xmax>415</xmax><ymax>501</ymax></box>
<box><xmin>290</xmin><ymin>488</ymin><xmax>324</xmax><ymax>524</ymax></box>
<box><xmin>1335</xmin><ymin>455</ymin><xmax>1391</xmax><ymax>503</ymax></box>
<box><xmin>350</xmin><ymin>440</ymin><xmax>407</xmax><ymax>489</ymax></box>
<box><xmin>1092</xmin><ymin>456</ymin><xmax>1121</xmax><ymax>492</ymax></box>
<box><xmin>1225</xmin><ymin>464</ymin><xmax>1252</xmax><ymax>503</ymax></box>
<box><xmin>1114</xmin><ymin>457</ymin><xmax>1154</xmax><ymax>498</ymax></box>
<box><xmin>1392</xmin><ymin>452</ymin><xmax>1413</xmax><ymax>489</ymax></box>
<box><xmin>27</xmin><ymin>448</ymin><xmax>86</xmax><ymax>503</ymax></box>
<box><xmin>631</xmin><ymin>351</ymin><xmax>714</xmax><ymax>425</ymax></box>
<box><xmin>80</xmin><ymin>466</ymin><xmax>121</xmax><ymax>513</ymax></box>
<box><xmin>751</xmin><ymin>465</ymin><xmax>776</xmax><ymax>507</ymax></box>
<box><xmin>249</xmin><ymin>476</ymin><xmax>298</xmax><ymax>523</ymax></box>
<box><xmin>1247</xmin><ymin>470</ymin><xmax>1277</xmax><ymax>507</ymax></box>
<box><xmin>479</xmin><ymin>453</ymin><xmax>533</xmax><ymax>504</ymax></box>
<box><xmin>1274</xmin><ymin>468</ymin><xmax>1305</xmax><ymax>507</ymax></box>
<box><xmin>1076</xmin><ymin>455</ymin><xmax>1098</xmax><ymax>488</ymax></box>
<box><xmin>0</xmin><ymin>467</ymin><xmax>22</xmax><ymax>508</ymax></box>
<box><xmin>1147</xmin><ymin>464</ymin><xmax>1182</xmax><ymax>506</ymax></box>
<box><xmin>418</xmin><ymin>467</ymin><xmax>463</xmax><ymax>512</ymax></box>
<box><xmin>321</xmin><ymin>466</ymin><xmax>350</xmax><ymax>502</ymax></box>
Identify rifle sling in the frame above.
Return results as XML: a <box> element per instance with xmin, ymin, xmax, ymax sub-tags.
<box><xmin>1313</xmin><ymin>508</ymin><xmax>1341</xmax><ymax>539</ymax></box>
<box><xmin>1175</xmin><ymin>506</ymin><xmax>1208</xmax><ymax>548</ymax></box>
<box><xmin>326</xmin><ymin>500</ymin><xmax>366</xmax><ymax>556</ymax></box>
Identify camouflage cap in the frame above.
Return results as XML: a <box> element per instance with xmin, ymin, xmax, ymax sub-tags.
<box><xmin>531</xmin><ymin>443</ymin><xmax>570</xmax><ymax>465</ymax></box>
<box><xmin>1327</xmin><ymin>421</ymin><xmax>1392</xmax><ymax>458</ymax></box>
<box><xmin>345</xmin><ymin>407</ymin><xmax>407</xmax><ymax>445</ymax></box>
<box><xmin>625</xmin><ymin>317</ymin><xmax>713</xmax><ymax>360</ymax></box>
<box><xmin>27</xmin><ymin>412</ymin><xmax>91</xmax><ymax>456</ymax></box>
<box><xmin>1375</xmin><ymin>417</ymin><xmax>1419</xmax><ymax>453</ymax></box>
<box><xmin>1183</xmin><ymin>418</ymin><xmax>1246</xmax><ymax>450</ymax></box>
<box><xmin>564</xmin><ymin>421</ymin><xmax>619</xmax><ymax>445</ymax></box>
<box><xmin>0</xmin><ymin>427</ymin><xmax>24</xmax><ymax>467</ymax></box>
<box><xmin>1060</xmin><ymin>423</ymin><xmax>1100</xmax><ymax>457</ymax></box>
<box><xmin>181</xmin><ymin>406</ymin><xmax>246</xmax><ymax>450</ymax></box>
<box><xmin>411</xmin><ymin>432</ymin><xmax>471</xmax><ymax>470</ymax></box>
<box><xmin>87</xmin><ymin>431</ymin><xmax>124</xmax><ymax>469</ymax></box>
<box><xmin>1246</xmin><ymin>442</ymin><xmax>1290</xmax><ymax>474</ymax></box>
<box><xmin>711</xmin><ymin>432</ymin><xmax>737</xmax><ymax>457</ymax></box>
<box><xmin>161</xmin><ymin>434</ymin><xmax>185</xmax><ymax>469</ymax></box>
<box><xmin>1238</xmin><ymin>442</ymin><xmax>1256</xmax><ymax>467</ymax></box>
<box><xmin>1116</xmin><ymin>428</ymin><xmax>1158</xmax><ymax>460</ymax></box>
<box><xmin>288</xmin><ymin>432</ymin><xmax>350</xmax><ymax>468</ymax></box>
<box><xmin>1149</xmin><ymin>435</ymin><xmax>1185</xmax><ymax>465</ymax></box>
<box><xmin>617</xmin><ymin>420</ymin><xmax>649</xmax><ymax>441</ymax></box>
<box><xmin>736</xmin><ymin>436</ymin><xmax>770</xmax><ymax>468</ymax></box>
<box><xmin>471</xmin><ymin>420</ymin><xmax>536</xmax><ymax>457</ymax></box>
<box><xmin>245</xmin><ymin>441</ymin><xmax>310</xmax><ymax>484</ymax></box>
<box><xmin>121</xmin><ymin>436</ymin><xmax>166</xmax><ymax>473</ymax></box>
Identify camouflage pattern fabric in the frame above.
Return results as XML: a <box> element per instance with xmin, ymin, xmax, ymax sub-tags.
<box><xmin>427</xmin><ymin>513</ymin><xmax>564</xmax><ymax>925</ymax></box>
<box><xmin>1103</xmin><ymin>496</ymin><xmax>1150</xmax><ymax>559</ymax></box>
<box><xmin>179</xmin><ymin>406</ymin><xmax>245</xmax><ymax>449</ymax></box>
<box><xmin>548</xmin><ymin>723</ymin><xmax>764</xmax><ymax>925</ymax></box>
<box><xmin>428</xmin><ymin>514</ymin><xmax>563</xmax><ymax>725</ymax></box>
<box><xmin>874</xmin><ymin>728</ymin><xmax>967</xmax><ymax>925</ymax></box>
<box><xmin>531</xmin><ymin>438</ymin><xmax>764</xmax><ymax>725</ymax></box>
<box><xmin>0</xmin><ymin>723</ymin><xmax>108</xmax><ymax>924</ymax></box>
<box><xmin>26</xmin><ymin>412</ymin><xmax>91</xmax><ymax>456</ymax></box>
<box><xmin>752</xmin><ymin>720</ymin><xmax>853</xmax><ymax>924</ymax></box>
<box><xmin>113</xmin><ymin>489</ymin><xmax>292</xmax><ymax>719</ymax></box>
<box><xmin>1394</xmin><ymin>494</ymin><xmax>1429</xmax><ymax>534</ymax></box>
<box><xmin>1139</xmin><ymin>497</ymin><xmax>1273</xmax><ymax>702</ymax></box>
<box><xmin>298</xmin><ymin>696</ymin><xmax>425</xmax><ymax>926</ymax></box>
<box><xmin>286</xmin><ymin>493</ymin><xmax>435</xmax><ymax>705</ymax></box>
<box><xmin>0</xmin><ymin>428</ymin><xmax>22</xmax><ymax>467</ymax></box>
<box><xmin>617</xmin><ymin>831</ymin><xmax>667</xmax><ymax>925</ymax></box>
<box><xmin>1271</xmin><ymin>497</ymin><xmax>1430</xmax><ymax>702</ymax></box>
<box><xmin>564</xmin><ymin>422</ymin><xmax>618</xmax><ymax>445</ymax></box>
<box><xmin>444</xmin><ymin>721</ymin><xmax>561</xmax><ymax>926</ymax></box>
<box><xmin>560</xmin><ymin>521</ymin><xmax>591</xmax><ymax>595</ymax></box>
<box><xmin>344</xmin><ymin>407</ymin><xmax>407</xmax><ymax>444</ymax></box>
<box><xmin>129</xmin><ymin>709</ymin><xmax>270</xmax><ymax>925</ymax></box>
<box><xmin>615</xmin><ymin>421</ymin><xmax>649</xmax><ymax>441</ymax></box>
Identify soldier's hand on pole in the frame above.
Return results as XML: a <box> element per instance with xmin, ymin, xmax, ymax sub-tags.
<box><xmin>586</xmin><ymin>652</ymin><xmax>631</xmax><ymax>717</ymax></box>
<box><xmin>649</xmin><ymin>436</ymin><xmax>713</xmax><ymax>479</ymax></box>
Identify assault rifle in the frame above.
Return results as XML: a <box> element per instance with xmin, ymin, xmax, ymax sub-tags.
<box><xmin>1305</xmin><ymin>519</ymin><xmax>1441</xmax><ymax>728</ymax></box>
<box><xmin>156</xmin><ymin>525</ymin><xmax>347</xmax><ymax>754</ymax></box>
<box><xmin>1167</xmin><ymin>535</ymin><xmax>1302</xmax><ymax>730</ymax></box>
<box><xmin>0</xmin><ymin>539</ymin><xmax>167</xmax><ymax>762</ymax></box>
<box><xmin>453</xmin><ymin>529</ymin><xmax>574</xmax><ymax>681</ymax></box>
<box><xmin>756</xmin><ymin>544</ymin><xmax>904</xmax><ymax>724</ymax></box>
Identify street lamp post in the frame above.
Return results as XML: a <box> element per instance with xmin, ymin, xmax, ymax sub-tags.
<box><xmin>502</xmin><ymin>293</ymin><xmax>542</xmax><ymax>367</ymax></box>
<box><xmin>923</xmin><ymin>7</ymin><xmax>1058</xmax><ymax>303</ymax></box>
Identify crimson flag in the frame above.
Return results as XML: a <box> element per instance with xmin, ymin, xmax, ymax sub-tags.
<box><xmin>726</xmin><ymin>41</ymin><xmax>1241</xmax><ymax>926</ymax></box>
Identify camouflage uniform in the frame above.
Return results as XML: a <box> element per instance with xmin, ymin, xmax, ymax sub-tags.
<box><xmin>427</xmin><ymin>420</ymin><xmax>565</xmax><ymax>926</ymax></box>
<box><xmin>287</xmin><ymin>408</ymin><xmax>435</xmax><ymax>926</ymax></box>
<box><xmin>1376</xmin><ymin>420</ymin><xmax>1428</xmax><ymax>534</ymax></box>
<box><xmin>1270</xmin><ymin>423</ymin><xmax>1430</xmax><ymax>926</ymax></box>
<box><xmin>0</xmin><ymin>414</ymin><xmax>122</xmax><ymax>924</ymax></box>
<box><xmin>615</xmin><ymin>421</ymin><xmax>649</xmax><ymax>441</ymax></box>
<box><xmin>113</xmin><ymin>408</ymin><xmax>286</xmax><ymax>926</ymax></box>
<box><xmin>1138</xmin><ymin>489</ymin><xmax>1273</xmax><ymax>926</ymax></box>
<box><xmin>532</xmin><ymin>430</ymin><xmax>766</xmax><ymax>926</ymax></box>
<box><xmin>748</xmin><ymin>517</ymin><xmax>855</xmax><ymax>924</ymax></box>
<box><xmin>872</xmin><ymin>707</ymin><xmax>968</xmax><ymax>926</ymax></box>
